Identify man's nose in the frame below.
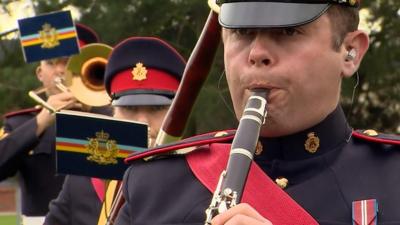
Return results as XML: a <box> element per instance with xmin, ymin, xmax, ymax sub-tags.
<box><xmin>135</xmin><ymin>114</ymin><xmax>152</xmax><ymax>141</ymax></box>
<box><xmin>248</xmin><ymin>34</ymin><xmax>273</xmax><ymax>67</ymax></box>
<box><xmin>56</xmin><ymin>64</ymin><xmax>66</xmax><ymax>76</ymax></box>
<box><xmin>135</xmin><ymin>113</ymin><xmax>150</xmax><ymax>125</ymax></box>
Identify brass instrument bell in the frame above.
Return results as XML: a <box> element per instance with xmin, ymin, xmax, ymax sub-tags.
<box><xmin>65</xmin><ymin>43</ymin><xmax>112</xmax><ymax>107</ymax></box>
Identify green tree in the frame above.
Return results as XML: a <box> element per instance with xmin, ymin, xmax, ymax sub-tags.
<box><xmin>342</xmin><ymin>0</ymin><xmax>400</xmax><ymax>133</ymax></box>
<box><xmin>1</xmin><ymin>1</ymin><xmax>399</xmax><ymax>134</ymax></box>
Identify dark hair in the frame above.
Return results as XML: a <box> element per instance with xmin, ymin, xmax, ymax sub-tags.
<box><xmin>326</xmin><ymin>5</ymin><xmax>360</xmax><ymax>51</ymax></box>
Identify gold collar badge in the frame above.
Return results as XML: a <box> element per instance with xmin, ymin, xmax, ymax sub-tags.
<box><xmin>304</xmin><ymin>132</ymin><xmax>320</xmax><ymax>154</ymax></box>
<box><xmin>39</xmin><ymin>23</ymin><xmax>60</xmax><ymax>49</ymax></box>
<box><xmin>132</xmin><ymin>62</ymin><xmax>148</xmax><ymax>81</ymax></box>
<box><xmin>86</xmin><ymin>130</ymin><xmax>118</xmax><ymax>165</ymax></box>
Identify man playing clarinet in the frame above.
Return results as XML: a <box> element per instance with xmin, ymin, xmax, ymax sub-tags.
<box><xmin>115</xmin><ymin>0</ymin><xmax>400</xmax><ymax>224</ymax></box>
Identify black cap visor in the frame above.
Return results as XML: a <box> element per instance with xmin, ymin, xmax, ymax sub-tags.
<box><xmin>112</xmin><ymin>94</ymin><xmax>172</xmax><ymax>106</ymax></box>
<box><xmin>219</xmin><ymin>2</ymin><xmax>330</xmax><ymax>28</ymax></box>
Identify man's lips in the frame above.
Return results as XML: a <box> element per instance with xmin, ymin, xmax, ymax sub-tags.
<box><xmin>247</xmin><ymin>84</ymin><xmax>279</xmax><ymax>102</ymax></box>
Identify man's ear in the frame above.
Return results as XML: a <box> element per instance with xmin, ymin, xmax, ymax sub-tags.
<box><xmin>341</xmin><ymin>30</ymin><xmax>369</xmax><ymax>78</ymax></box>
<box><xmin>221</xmin><ymin>28</ymin><xmax>228</xmax><ymax>44</ymax></box>
<box><xmin>36</xmin><ymin>64</ymin><xmax>43</xmax><ymax>81</ymax></box>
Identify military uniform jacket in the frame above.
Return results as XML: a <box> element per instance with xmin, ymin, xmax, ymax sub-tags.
<box><xmin>0</xmin><ymin>108</ymin><xmax>65</xmax><ymax>216</ymax></box>
<box><xmin>44</xmin><ymin>175</ymin><xmax>102</xmax><ymax>225</ymax></box>
<box><xmin>115</xmin><ymin>106</ymin><xmax>400</xmax><ymax>225</ymax></box>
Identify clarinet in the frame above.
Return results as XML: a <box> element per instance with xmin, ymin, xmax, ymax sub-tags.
<box><xmin>204</xmin><ymin>89</ymin><xmax>269</xmax><ymax>225</ymax></box>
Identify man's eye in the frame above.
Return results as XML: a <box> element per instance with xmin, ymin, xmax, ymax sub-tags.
<box><xmin>46</xmin><ymin>60</ymin><xmax>55</xmax><ymax>65</ymax></box>
<box><xmin>282</xmin><ymin>28</ymin><xmax>299</xmax><ymax>36</ymax></box>
<box><xmin>149</xmin><ymin>105</ymin><xmax>168</xmax><ymax>112</ymax></box>
<box><xmin>232</xmin><ymin>29</ymin><xmax>255</xmax><ymax>36</ymax></box>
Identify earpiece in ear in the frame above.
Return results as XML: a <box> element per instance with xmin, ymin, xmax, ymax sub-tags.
<box><xmin>345</xmin><ymin>49</ymin><xmax>357</xmax><ymax>61</ymax></box>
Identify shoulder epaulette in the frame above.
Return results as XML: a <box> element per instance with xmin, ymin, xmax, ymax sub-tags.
<box><xmin>4</xmin><ymin>107</ymin><xmax>41</xmax><ymax>118</ymax></box>
<box><xmin>125</xmin><ymin>129</ymin><xmax>236</xmax><ymax>163</ymax></box>
<box><xmin>352</xmin><ymin>129</ymin><xmax>400</xmax><ymax>145</ymax></box>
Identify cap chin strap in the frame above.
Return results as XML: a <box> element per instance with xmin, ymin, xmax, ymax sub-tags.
<box><xmin>112</xmin><ymin>89</ymin><xmax>175</xmax><ymax>100</ymax></box>
<box><xmin>217</xmin><ymin>0</ymin><xmax>359</xmax><ymax>8</ymax></box>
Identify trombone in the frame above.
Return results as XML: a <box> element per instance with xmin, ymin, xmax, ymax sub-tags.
<box><xmin>29</xmin><ymin>43</ymin><xmax>113</xmax><ymax>113</ymax></box>
<box><xmin>28</xmin><ymin>77</ymin><xmax>70</xmax><ymax>113</ymax></box>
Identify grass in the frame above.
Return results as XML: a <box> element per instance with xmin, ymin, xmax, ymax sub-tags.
<box><xmin>0</xmin><ymin>214</ymin><xmax>17</xmax><ymax>225</ymax></box>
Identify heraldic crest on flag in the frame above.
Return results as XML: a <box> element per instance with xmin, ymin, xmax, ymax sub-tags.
<box><xmin>39</xmin><ymin>23</ymin><xmax>60</xmax><ymax>49</ymax></box>
<box><xmin>56</xmin><ymin>110</ymin><xmax>147</xmax><ymax>180</ymax></box>
<box><xmin>86</xmin><ymin>130</ymin><xmax>119</xmax><ymax>165</ymax></box>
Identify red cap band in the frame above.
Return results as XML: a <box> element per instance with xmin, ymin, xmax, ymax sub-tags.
<box><xmin>110</xmin><ymin>68</ymin><xmax>179</xmax><ymax>96</ymax></box>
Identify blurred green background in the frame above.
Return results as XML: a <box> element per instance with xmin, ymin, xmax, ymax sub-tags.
<box><xmin>0</xmin><ymin>0</ymin><xmax>399</xmax><ymax>137</ymax></box>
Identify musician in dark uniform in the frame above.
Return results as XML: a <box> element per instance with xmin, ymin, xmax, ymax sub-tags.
<box><xmin>115</xmin><ymin>0</ymin><xmax>400</xmax><ymax>224</ymax></box>
<box><xmin>43</xmin><ymin>37</ymin><xmax>185</xmax><ymax>225</ymax></box>
<box><xmin>0</xmin><ymin>23</ymin><xmax>105</xmax><ymax>225</ymax></box>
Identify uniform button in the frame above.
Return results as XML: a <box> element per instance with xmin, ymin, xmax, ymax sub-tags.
<box><xmin>0</xmin><ymin>127</ymin><xmax>8</xmax><ymax>140</ymax></box>
<box><xmin>275</xmin><ymin>177</ymin><xmax>289</xmax><ymax>189</ymax></box>
<box><xmin>214</xmin><ymin>131</ymin><xmax>228</xmax><ymax>137</ymax></box>
<box><xmin>363</xmin><ymin>129</ymin><xmax>378</xmax><ymax>137</ymax></box>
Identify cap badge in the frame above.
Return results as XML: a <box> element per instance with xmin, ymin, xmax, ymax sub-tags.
<box><xmin>39</xmin><ymin>23</ymin><xmax>60</xmax><ymax>49</ymax></box>
<box><xmin>275</xmin><ymin>177</ymin><xmax>289</xmax><ymax>189</ymax></box>
<box><xmin>132</xmin><ymin>62</ymin><xmax>148</xmax><ymax>81</ymax></box>
<box><xmin>86</xmin><ymin>130</ymin><xmax>118</xmax><ymax>165</ymax></box>
<box><xmin>304</xmin><ymin>132</ymin><xmax>320</xmax><ymax>154</ymax></box>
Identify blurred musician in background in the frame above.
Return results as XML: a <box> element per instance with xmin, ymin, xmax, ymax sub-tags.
<box><xmin>44</xmin><ymin>37</ymin><xmax>185</xmax><ymax>225</ymax></box>
<box><xmin>0</xmin><ymin>23</ymin><xmax>110</xmax><ymax>225</ymax></box>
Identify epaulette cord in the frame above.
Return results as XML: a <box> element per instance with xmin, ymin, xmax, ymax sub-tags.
<box><xmin>3</xmin><ymin>107</ymin><xmax>41</xmax><ymax>119</ymax></box>
<box><xmin>352</xmin><ymin>129</ymin><xmax>400</xmax><ymax>145</ymax></box>
<box><xmin>125</xmin><ymin>129</ymin><xmax>236</xmax><ymax>163</ymax></box>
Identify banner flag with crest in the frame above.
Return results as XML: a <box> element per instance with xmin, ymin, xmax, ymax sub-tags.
<box><xmin>18</xmin><ymin>10</ymin><xmax>79</xmax><ymax>63</ymax></box>
<box><xmin>55</xmin><ymin>110</ymin><xmax>148</xmax><ymax>180</ymax></box>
